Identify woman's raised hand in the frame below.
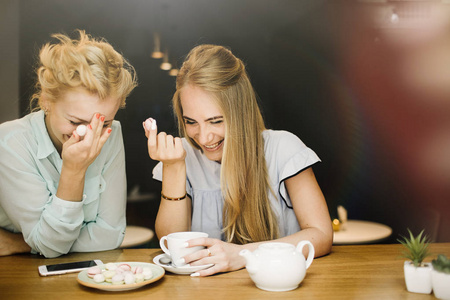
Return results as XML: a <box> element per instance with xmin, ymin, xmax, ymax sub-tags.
<box><xmin>143</xmin><ymin>118</ymin><xmax>186</xmax><ymax>164</ymax></box>
<box><xmin>61</xmin><ymin>113</ymin><xmax>112</xmax><ymax>172</ymax></box>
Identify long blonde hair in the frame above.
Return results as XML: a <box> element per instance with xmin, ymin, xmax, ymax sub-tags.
<box><xmin>173</xmin><ymin>44</ymin><xmax>279</xmax><ymax>244</ymax></box>
<box><xmin>30</xmin><ymin>30</ymin><xmax>137</xmax><ymax>111</ymax></box>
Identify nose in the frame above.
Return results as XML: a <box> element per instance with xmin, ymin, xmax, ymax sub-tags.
<box><xmin>196</xmin><ymin>125</ymin><xmax>213</xmax><ymax>145</ymax></box>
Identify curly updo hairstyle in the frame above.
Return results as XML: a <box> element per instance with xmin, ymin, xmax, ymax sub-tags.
<box><xmin>30</xmin><ymin>30</ymin><xmax>137</xmax><ymax>111</ymax></box>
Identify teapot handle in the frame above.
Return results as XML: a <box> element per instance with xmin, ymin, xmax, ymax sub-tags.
<box><xmin>296</xmin><ymin>240</ymin><xmax>315</xmax><ymax>269</ymax></box>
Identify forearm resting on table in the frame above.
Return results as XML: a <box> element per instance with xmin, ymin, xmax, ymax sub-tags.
<box><xmin>0</xmin><ymin>228</ymin><xmax>31</xmax><ymax>256</ymax></box>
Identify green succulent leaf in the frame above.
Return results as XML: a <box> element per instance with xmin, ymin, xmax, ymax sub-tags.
<box><xmin>432</xmin><ymin>254</ymin><xmax>450</xmax><ymax>274</ymax></box>
<box><xmin>397</xmin><ymin>229</ymin><xmax>431</xmax><ymax>267</ymax></box>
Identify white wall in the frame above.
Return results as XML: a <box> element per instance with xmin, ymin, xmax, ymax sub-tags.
<box><xmin>0</xmin><ymin>0</ymin><xmax>19</xmax><ymax>123</ymax></box>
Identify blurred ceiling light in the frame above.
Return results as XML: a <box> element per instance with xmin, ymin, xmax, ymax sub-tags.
<box><xmin>358</xmin><ymin>0</ymin><xmax>450</xmax><ymax>46</ymax></box>
<box><xmin>168</xmin><ymin>58</ymin><xmax>179</xmax><ymax>76</ymax></box>
<box><xmin>160</xmin><ymin>50</ymin><xmax>172</xmax><ymax>70</ymax></box>
<box><xmin>151</xmin><ymin>33</ymin><xmax>164</xmax><ymax>59</ymax></box>
<box><xmin>169</xmin><ymin>68</ymin><xmax>179</xmax><ymax>76</ymax></box>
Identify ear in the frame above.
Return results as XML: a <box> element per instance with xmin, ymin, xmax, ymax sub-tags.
<box><xmin>39</xmin><ymin>93</ymin><xmax>51</xmax><ymax>114</ymax></box>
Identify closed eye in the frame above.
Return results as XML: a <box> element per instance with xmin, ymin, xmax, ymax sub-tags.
<box><xmin>184</xmin><ymin>118</ymin><xmax>196</xmax><ymax>125</ymax></box>
<box><xmin>210</xmin><ymin>119</ymin><xmax>223</xmax><ymax>125</ymax></box>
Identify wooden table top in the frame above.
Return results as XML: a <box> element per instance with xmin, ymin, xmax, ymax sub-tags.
<box><xmin>1</xmin><ymin>243</ymin><xmax>449</xmax><ymax>299</ymax></box>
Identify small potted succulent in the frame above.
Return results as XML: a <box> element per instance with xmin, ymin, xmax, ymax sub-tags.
<box><xmin>398</xmin><ymin>229</ymin><xmax>432</xmax><ymax>294</ymax></box>
<box><xmin>431</xmin><ymin>254</ymin><xmax>450</xmax><ymax>299</ymax></box>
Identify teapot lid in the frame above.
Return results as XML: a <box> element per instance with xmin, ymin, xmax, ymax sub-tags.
<box><xmin>258</xmin><ymin>242</ymin><xmax>295</xmax><ymax>252</ymax></box>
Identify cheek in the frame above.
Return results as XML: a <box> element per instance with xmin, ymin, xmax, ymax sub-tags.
<box><xmin>219</xmin><ymin>128</ymin><xmax>226</xmax><ymax>138</ymax></box>
<box><xmin>65</xmin><ymin>124</ymin><xmax>77</xmax><ymax>135</ymax></box>
<box><xmin>51</xmin><ymin>119</ymin><xmax>74</xmax><ymax>136</ymax></box>
<box><xmin>185</xmin><ymin>126</ymin><xmax>196</xmax><ymax>138</ymax></box>
<box><xmin>214</xmin><ymin>126</ymin><xmax>226</xmax><ymax>139</ymax></box>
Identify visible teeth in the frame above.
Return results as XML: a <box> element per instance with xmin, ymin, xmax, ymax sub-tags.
<box><xmin>204</xmin><ymin>141</ymin><xmax>221</xmax><ymax>149</ymax></box>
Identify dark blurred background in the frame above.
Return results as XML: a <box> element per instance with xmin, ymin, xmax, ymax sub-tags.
<box><xmin>1</xmin><ymin>0</ymin><xmax>449</xmax><ymax>243</ymax></box>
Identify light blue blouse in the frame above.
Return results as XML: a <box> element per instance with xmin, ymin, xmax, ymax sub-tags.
<box><xmin>153</xmin><ymin>130</ymin><xmax>320</xmax><ymax>241</ymax></box>
<box><xmin>0</xmin><ymin>111</ymin><xmax>126</xmax><ymax>258</ymax></box>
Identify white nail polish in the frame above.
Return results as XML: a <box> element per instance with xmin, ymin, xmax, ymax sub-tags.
<box><xmin>76</xmin><ymin>125</ymin><xmax>87</xmax><ymax>137</ymax></box>
<box><xmin>176</xmin><ymin>258</ymin><xmax>185</xmax><ymax>265</ymax></box>
<box><xmin>181</xmin><ymin>242</ymin><xmax>189</xmax><ymax>248</ymax></box>
<box><xmin>151</xmin><ymin>119</ymin><xmax>157</xmax><ymax>130</ymax></box>
<box><xmin>190</xmin><ymin>272</ymin><xmax>200</xmax><ymax>277</ymax></box>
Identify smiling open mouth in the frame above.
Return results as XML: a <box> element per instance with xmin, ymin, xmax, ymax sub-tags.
<box><xmin>203</xmin><ymin>140</ymin><xmax>223</xmax><ymax>150</ymax></box>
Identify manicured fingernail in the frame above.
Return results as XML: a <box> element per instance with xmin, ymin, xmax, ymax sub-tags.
<box><xmin>107</xmin><ymin>128</ymin><xmax>112</xmax><ymax>133</ymax></box>
<box><xmin>100</xmin><ymin>116</ymin><xmax>105</xmax><ymax>122</ymax></box>
<box><xmin>151</xmin><ymin>119</ymin><xmax>157</xmax><ymax>130</ymax></box>
<box><xmin>181</xmin><ymin>242</ymin><xmax>189</xmax><ymax>248</ymax></box>
<box><xmin>88</xmin><ymin>124</ymin><xmax>92</xmax><ymax>130</ymax></box>
<box><xmin>96</xmin><ymin>113</ymin><xmax>100</xmax><ymax>119</ymax></box>
<box><xmin>190</xmin><ymin>273</ymin><xmax>200</xmax><ymax>277</ymax></box>
<box><xmin>176</xmin><ymin>258</ymin><xmax>185</xmax><ymax>265</ymax></box>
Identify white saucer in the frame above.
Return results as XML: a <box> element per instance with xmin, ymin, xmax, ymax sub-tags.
<box><xmin>153</xmin><ymin>254</ymin><xmax>213</xmax><ymax>275</ymax></box>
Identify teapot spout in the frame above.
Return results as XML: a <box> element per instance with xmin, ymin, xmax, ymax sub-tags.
<box><xmin>239</xmin><ymin>249</ymin><xmax>258</xmax><ymax>274</ymax></box>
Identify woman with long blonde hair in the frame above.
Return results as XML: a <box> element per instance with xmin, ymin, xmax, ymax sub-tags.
<box><xmin>144</xmin><ymin>44</ymin><xmax>332</xmax><ymax>276</ymax></box>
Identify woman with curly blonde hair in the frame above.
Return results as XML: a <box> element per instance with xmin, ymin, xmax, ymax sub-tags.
<box><xmin>144</xmin><ymin>44</ymin><xmax>332</xmax><ymax>276</ymax></box>
<box><xmin>0</xmin><ymin>30</ymin><xmax>137</xmax><ymax>257</ymax></box>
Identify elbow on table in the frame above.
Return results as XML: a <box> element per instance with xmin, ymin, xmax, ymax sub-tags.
<box><xmin>322</xmin><ymin>239</ymin><xmax>333</xmax><ymax>257</ymax></box>
<box><xmin>34</xmin><ymin>246</ymin><xmax>67</xmax><ymax>258</ymax></box>
<box><xmin>313</xmin><ymin>231</ymin><xmax>333</xmax><ymax>258</ymax></box>
<box><xmin>313</xmin><ymin>242</ymin><xmax>332</xmax><ymax>258</ymax></box>
<box><xmin>27</xmin><ymin>235</ymin><xmax>72</xmax><ymax>258</ymax></box>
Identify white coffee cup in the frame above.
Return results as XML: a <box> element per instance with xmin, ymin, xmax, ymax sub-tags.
<box><xmin>159</xmin><ymin>231</ymin><xmax>208</xmax><ymax>267</ymax></box>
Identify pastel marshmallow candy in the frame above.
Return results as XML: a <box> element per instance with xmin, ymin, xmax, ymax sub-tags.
<box><xmin>144</xmin><ymin>118</ymin><xmax>156</xmax><ymax>131</ymax></box>
<box><xmin>103</xmin><ymin>270</ymin><xmax>116</xmax><ymax>282</ymax></box>
<box><xmin>76</xmin><ymin>124</ymin><xmax>87</xmax><ymax>136</ymax></box>
<box><xmin>124</xmin><ymin>273</ymin><xmax>135</xmax><ymax>285</ymax></box>
<box><xmin>93</xmin><ymin>273</ymin><xmax>105</xmax><ymax>283</ymax></box>
<box><xmin>112</xmin><ymin>274</ymin><xmax>124</xmax><ymax>285</ymax></box>
<box><xmin>118</xmin><ymin>264</ymin><xmax>132</xmax><ymax>272</ymax></box>
<box><xmin>142</xmin><ymin>267</ymin><xmax>153</xmax><ymax>280</ymax></box>
<box><xmin>87</xmin><ymin>266</ymin><xmax>102</xmax><ymax>278</ymax></box>
<box><xmin>105</xmin><ymin>263</ymin><xmax>117</xmax><ymax>271</ymax></box>
<box><xmin>131</xmin><ymin>266</ymin><xmax>143</xmax><ymax>274</ymax></box>
<box><xmin>134</xmin><ymin>273</ymin><xmax>145</xmax><ymax>283</ymax></box>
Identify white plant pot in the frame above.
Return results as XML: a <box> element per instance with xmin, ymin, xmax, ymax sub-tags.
<box><xmin>403</xmin><ymin>261</ymin><xmax>432</xmax><ymax>294</ymax></box>
<box><xmin>432</xmin><ymin>268</ymin><xmax>450</xmax><ymax>300</ymax></box>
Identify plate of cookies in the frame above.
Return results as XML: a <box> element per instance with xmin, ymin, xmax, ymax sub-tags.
<box><xmin>77</xmin><ymin>262</ymin><xmax>164</xmax><ymax>291</ymax></box>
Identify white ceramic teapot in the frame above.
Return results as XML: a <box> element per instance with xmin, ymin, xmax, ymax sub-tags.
<box><xmin>239</xmin><ymin>241</ymin><xmax>314</xmax><ymax>292</ymax></box>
